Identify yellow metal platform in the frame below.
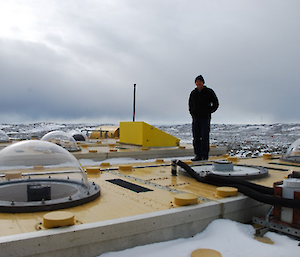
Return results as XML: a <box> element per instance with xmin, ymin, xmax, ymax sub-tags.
<box><xmin>0</xmin><ymin>154</ymin><xmax>295</xmax><ymax>237</ymax></box>
<box><xmin>0</xmin><ymin>143</ymin><xmax>298</xmax><ymax>257</ymax></box>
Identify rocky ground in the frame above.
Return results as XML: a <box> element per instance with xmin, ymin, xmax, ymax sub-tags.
<box><xmin>1</xmin><ymin>122</ymin><xmax>300</xmax><ymax>158</ymax></box>
<box><xmin>158</xmin><ymin>123</ymin><xmax>300</xmax><ymax>157</ymax></box>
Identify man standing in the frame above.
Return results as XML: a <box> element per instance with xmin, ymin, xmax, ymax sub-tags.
<box><xmin>189</xmin><ymin>75</ymin><xmax>219</xmax><ymax>161</ymax></box>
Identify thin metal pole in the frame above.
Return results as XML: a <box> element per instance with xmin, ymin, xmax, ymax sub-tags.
<box><xmin>133</xmin><ymin>84</ymin><xmax>136</xmax><ymax>122</ymax></box>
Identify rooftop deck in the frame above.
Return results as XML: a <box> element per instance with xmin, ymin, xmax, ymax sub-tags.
<box><xmin>0</xmin><ymin>141</ymin><xmax>298</xmax><ymax>256</ymax></box>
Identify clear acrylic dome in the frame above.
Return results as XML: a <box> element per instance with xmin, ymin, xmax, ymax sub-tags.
<box><xmin>0</xmin><ymin>140</ymin><xmax>100</xmax><ymax>212</ymax></box>
<box><xmin>41</xmin><ymin>131</ymin><xmax>80</xmax><ymax>152</ymax></box>
<box><xmin>0</xmin><ymin>140</ymin><xmax>87</xmax><ymax>185</ymax></box>
<box><xmin>282</xmin><ymin>138</ymin><xmax>300</xmax><ymax>163</ymax></box>
<box><xmin>0</xmin><ymin>130</ymin><xmax>9</xmax><ymax>142</ymax></box>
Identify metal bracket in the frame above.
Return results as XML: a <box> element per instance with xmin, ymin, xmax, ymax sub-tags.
<box><xmin>253</xmin><ymin>215</ymin><xmax>300</xmax><ymax>239</ymax></box>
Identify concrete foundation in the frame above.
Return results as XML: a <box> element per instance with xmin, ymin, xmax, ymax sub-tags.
<box><xmin>0</xmin><ymin>195</ymin><xmax>269</xmax><ymax>257</ymax></box>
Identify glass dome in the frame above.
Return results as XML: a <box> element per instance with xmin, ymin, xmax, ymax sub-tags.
<box><xmin>41</xmin><ymin>131</ymin><xmax>80</xmax><ymax>152</ymax></box>
<box><xmin>282</xmin><ymin>138</ymin><xmax>300</xmax><ymax>163</ymax></box>
<box><xmin>0</xmin><ymin>130</ymin><xmax>9</xmax><ymax>142</ymax></box>
<box><xmin>0</xmin><ymin>140</ymin><xmax>100</xmax><ymax>212</ymax></box>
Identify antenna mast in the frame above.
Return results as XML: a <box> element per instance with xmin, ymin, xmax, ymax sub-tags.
<box><xmin>133</xmin><ymin>84</ymin><xmax>136</xmax><ymax>122</ymax></box>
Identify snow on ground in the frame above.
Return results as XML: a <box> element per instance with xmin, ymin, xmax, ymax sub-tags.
<box><xmin>100</xmin><ymin>219</ymin><xmax>300</xmax><ymax>257</ymax></box>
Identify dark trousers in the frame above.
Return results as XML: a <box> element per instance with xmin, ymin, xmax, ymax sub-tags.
<box><xmin>192</xmin><ymin>118</ymin><xmax>210</xmax><ymax>159</ymax></box>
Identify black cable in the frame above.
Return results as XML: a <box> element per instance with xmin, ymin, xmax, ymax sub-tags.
<box><xmin>176</xmin><ymin>160</ymin><xmax>300</xmax><ymax>209</ymax></box>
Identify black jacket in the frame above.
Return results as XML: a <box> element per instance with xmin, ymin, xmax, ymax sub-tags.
<box><xmin>189</xmin><ymin>86</ymin><xmax>219</xmax><ymax>119</ymax></box>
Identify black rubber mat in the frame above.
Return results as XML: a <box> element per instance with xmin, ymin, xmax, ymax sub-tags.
<box><xmin>106</xmin><ymin>179</ymin><xmax>153</xmax><ymax>193</ymax></box>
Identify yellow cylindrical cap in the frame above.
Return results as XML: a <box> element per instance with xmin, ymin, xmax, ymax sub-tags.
<box><xmin>191</xmin><ymin>249</ymin><xmax>222</xmax><ymax>257</ymax></box>
<box><xmin>174</xmin><ymin>194</ymin><xmax>198</xmax><ymax>206</ymax></box>
<box><xmin>216</xmin><ymin>187</ymin><xmax>238</xmax><ymax>198</ymax></box>
<box><xmin>119</xmin><ymin>165</ymin><xmax>133</xmax><ymax>172</ymax></box>
<box><xmin>5</xmin><ymin>172</ymin><xmax>22</xmax><ymax>180</ymax></box>
<box><xmin>263</xmin><ymin>153</ymin><xmax>273</xmax><ymax>159</ymax></box>
<box><xmin>254</xmin><ymin>236</ymin><xmax>274</xmax><ymax>244</ymax></box>
<box><xmin>86</xmin><ymin>167</ymin><xmax>101</xmax><ymax>174</ymax></box>
<box><xmin>101</xmin><ymin>162</ymin><xmax>110</xmax><ymax>167</ymax></box>
<box><xmin>43</xmin><ymin>211</ymin><xmax>75</xmax><ymax>228</ymax></box>
<box><xmin>227</xmin><ymin>156</ymin><xmax>238</xmax><ymax>162</ymax></box>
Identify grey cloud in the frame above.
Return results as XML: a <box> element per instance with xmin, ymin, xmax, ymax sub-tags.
<box><xmin>0</xmin><ymin>0</ymin><xmax>299</xmax><ymax>124</ymax></box>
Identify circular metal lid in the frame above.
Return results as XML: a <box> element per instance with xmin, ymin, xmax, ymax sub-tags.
<box><xmin>180</xmin><ymin>162</ymin><xmax>268</xmax><ymax>179</ymax></box>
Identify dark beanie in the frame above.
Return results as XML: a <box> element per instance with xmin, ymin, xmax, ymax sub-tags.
<box><xmin>195</xmin><ymin>75</ymin><xmax>205</xmax><ymax>84</ymax></box>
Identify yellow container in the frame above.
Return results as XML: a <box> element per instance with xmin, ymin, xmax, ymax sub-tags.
<box><xmin>119</xmin><ymin>121</ymin><xmax>180</xmax><ymax>147</ymax></box>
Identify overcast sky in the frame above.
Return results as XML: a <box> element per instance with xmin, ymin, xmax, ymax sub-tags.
<box><xmin>0</xmin><ymin>0</ymin><xmax>299</xmax><ymax>125</ymax></box>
